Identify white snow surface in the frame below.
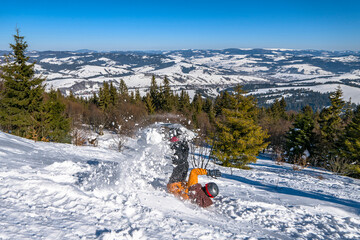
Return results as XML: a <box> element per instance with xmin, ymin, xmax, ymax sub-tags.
<box><xmin>277</xmin><ymin>64</ymin><xmax>332</xmax><ymax>75</ymax></box>
<box><xmin>1</xmin><ymin>126</ymin><xmax>360</xmax><ymax>239</ymax></box>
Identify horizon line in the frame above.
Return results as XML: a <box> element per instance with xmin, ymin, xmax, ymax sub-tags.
<box><xmin>1</xmin><ymin>47</ymin><xmax>359</xmax><ymax>53</ymax></box>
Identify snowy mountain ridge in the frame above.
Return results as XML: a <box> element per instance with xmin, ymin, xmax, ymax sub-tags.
<box><xmin>1</xmin><ymin>126</ymin><xmax>360</xmax><ymax>239</ymax></box>
<box><xmin>1</xmin><ymin>48</ymin><xmax>360</xmax><ymax>103</ymax></box>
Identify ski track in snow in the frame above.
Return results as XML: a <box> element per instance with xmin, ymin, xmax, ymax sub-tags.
<box><xmin>0</xmin><ymin>126</ymin><xmax>360</xmax><ymax>240</ymax></box>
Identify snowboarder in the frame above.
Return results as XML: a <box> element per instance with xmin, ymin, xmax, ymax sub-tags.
<box><xmin>167</xmin><ymin>130</ymin><xmax>221</xmax><ymax>207</ymax></box>
<box><xmin>168</xmin><ymin>129</ymin><xmax>190</xmax><ymax>184</ymax></box>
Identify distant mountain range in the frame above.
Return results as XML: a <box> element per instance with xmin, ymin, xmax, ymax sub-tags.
<box><xmin>1</xmin><ymin>48</ymin><xmax>360</xmax><ymax>108</ymax></box>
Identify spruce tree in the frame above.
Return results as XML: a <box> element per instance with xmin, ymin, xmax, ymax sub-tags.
<box><xmin>109</xmin><ymin>82</ymin><xmax>118</xmax><ymax>105</ymax></box>
<box><xmin>269</xmin><ymin>97</ymin><xmax>287</xmax><ymax>119</ymax></box>
<box><xmin>119</xmin><ymin>79</ymin><xmax>129</xmax><ymax>101</ymax></box>
<box><xmin>98</xmin><ymin>82</ymin><xmax>111</xmax><ymax>110</ymax></box>
<box><xmin>192</xmin><ymin>93</ymin><xmax>203</xmax><ymax>114</ymax></box>
<box><xmin>91</xmin><ymin>92</ymin><xmax>99</xmax><ymax>106</ymax></box>
<box><xmin>316</xmin><ymin>87</ymin><xmax>347</xmax><ymax>171</ymax></box>
<box><xmin>144</xmin><ymin>93</ymin><xmax>155</xmax><ymax>114</ymax></box>
<box><xmin>212</xmin><ymin>85</ymin><xmax>268</xmax><ymax>168</ymax></box>
<box><xmin>178</xmin><ymin>90</ymin><xmax>191</xmax><ymax>112</ymax></box>
<box><xmin>214</xmin><ymin>91</ymin><xmax>235</xmax><ymax>116</ymax></box>
<box><xmin>343</xmin><ymin>106</ymin><xmax>360</xmax><ymax>164</ymax></box>
<box><xmin>161</xmin><ymin>76</ymin><xmax>173</xmax><ymax>112</ymax></box>
<box><xmin>149</xmin><ymin>76</ymin><xmax>160</xmax><ymax>110</ymax></box>
<box><xmin>42</xmin><ymin>89</ymin><xmax>71</xmax><ymax>142</ymax></box>
<box><xmin>135</xmin><ymin>89</ymin><xmax>142</xmax><ymax>103</ymax></box>
<box><xmin>318</xmin><ymin>87</ymin><xmax>345</xmax><ymax>148</ymax></box>
<box><xmin>203</xmin><ymin>98</ymin><xmax>215</xmax><ymax>123</ymax></box>
<box><xmin>285</xmin><ymin>105</ymin><xmax>315</xmax><ymax>164</ymax></box>
<box><xmin>0</xmin><ymin>30</ymin><xmax>45</xmax><ymax>138</ymax></box>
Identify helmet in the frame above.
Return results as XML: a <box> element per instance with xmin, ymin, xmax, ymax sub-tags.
<box><xmin>204</xmin><ymin>182</ymin><xmax>219</xmax><ymax>198</ymax></box>
<box><xmin>169</xmin><ymin>128</ymin><xmax>183</xmax><ymax>138</ymax></box>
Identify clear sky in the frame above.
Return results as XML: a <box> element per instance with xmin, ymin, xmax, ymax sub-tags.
<box><xmin>1</xmin><ymin>0</ymin><xmax>359</xmax><ymax>51</ymax></box>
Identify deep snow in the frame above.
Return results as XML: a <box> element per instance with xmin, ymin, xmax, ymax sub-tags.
<box><xmin>0</xmin><ymin>126</ymin><xmax>360</xmax><ymax>239</ymax></box>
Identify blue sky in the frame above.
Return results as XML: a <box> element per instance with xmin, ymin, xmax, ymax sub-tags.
<box><xmin>1</xmin><ymin>0</ymin><xmax>359</xmax><ymax>51</ymax></box>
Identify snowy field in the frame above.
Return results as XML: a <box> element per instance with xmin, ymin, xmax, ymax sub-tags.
<box><xmin>0</xmin><ymin>126</ymin><xmax>360</xmax><ymax>239</ymax></box>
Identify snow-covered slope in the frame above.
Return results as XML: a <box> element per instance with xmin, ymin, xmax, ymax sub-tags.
<box><xmin>1</xmin><ymin>126</ymin><xmax>360</xmax><ymax>239</ymax></box>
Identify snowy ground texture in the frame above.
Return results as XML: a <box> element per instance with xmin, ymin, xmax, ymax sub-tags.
<box><xmin>0</xmin><ymin>125</ymin><xmax>360</xmax><ymax>240</ymax></box>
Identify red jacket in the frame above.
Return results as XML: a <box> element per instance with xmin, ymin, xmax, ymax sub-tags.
<box><xmin>167</xmin><ymin>168</ymin><xmax>213</xmax><ymax>208</ymax></box>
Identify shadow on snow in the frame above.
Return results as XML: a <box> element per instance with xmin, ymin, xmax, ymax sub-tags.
<box><xmin>222</xmin><ymin>173</ymin><xmax>360</xmax><ymax>215</ymax></box>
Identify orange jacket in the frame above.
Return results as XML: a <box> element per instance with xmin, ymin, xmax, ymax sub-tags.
<box><xmin>167</xmin><ymin>168</ymin><xmax>207</xmax><ymax>200</ymax></box>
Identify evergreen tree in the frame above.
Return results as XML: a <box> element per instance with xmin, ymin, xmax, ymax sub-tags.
<box><xmin>160</xmin><ymin>76</ymin><xmax>173</xmax><ymax>112</ymax></box>
<box><xmin>269</xmin><ymin>97</ymin><xmax>287</xmax><ymax>119</ymax></box>
<box><xmin>129</xmin><ymin>91</ymin><xmax>135</xmax><ymax>103</ymax></box>
<box><xmin>192</xmin><ymin>93</ymin><xmax>203</xmax><ymax>114</ymax></box>
<box><xmin>284</xmin><ymin>105</ymin><xmax>315</xmax><ymax>164</ymax></box>
<box><xmin>0</xmin><ymin>30</ymin><xmax>45</xmax><ymax>138</ymax></box>
<box><xmin>98</xmin><ymin>82</ymin><xmax>111</xmax><ymax>110</ymax></box>
<box><xmin>212</xmin><ymin>85</ymin><xmax>268</xmax><ymax>168</ymax></box>
<box><xmin>178</xmin><ymin>90</ymin><xmax>191</xmax><ymax>112</ymax></box>
<box><xmin>135</xmin><ymin>89</ymin><xmax>142</xmax><ymax>103</ymax></box>
<box><xmin>318</xmin><ymin>87</ymin><xmax>345</xmax><ymax>148</ymax></box>
<box><xmin>214</xmin><ymin>91</ymin><xmax>235</xmax><ymax>116</ymax></box>
<box><xmin>119</xmin><ymin>79</ymin><xmax>129</xmax><ymax>101</ymax></box>
<box><xmin>343</xmin><ymin>106</ymin><xmax>360</xmax><ymax>164</ymax></box>
<box><xmin>0</xmin><ymin>79</ymin><xmax>4</xmax><ymax>92</ymax></box>
<box><xmin>149</xmin><ymin>76</ymin><xmax>160</xmax><ymax>110</ymax></box>
<box><xmin>343</xmin><ymin>99</ymin><xmax>354</xmax><ymax>125</ymax></box>
<box><xmin>68</xmin><ymin>90</ymin><xmax>76</xmax><ymax>102</ymax></box>
<box><xmin>109</xmin><ymin>82</ymin><xmax>118</xmax><ymax>105</ymax></box>
<box><xmin>316</xmin><ymin>87</ymin><xmax>347</xmax><ymax>171</ymax></box>
<box><xmin>91</xmin><ymin>92</ymin><xmax>99</xmax><ymax>106</ymax></box>
<box><xmin>203</xmin><ymin>98</ymin><xmax>215</xmax><ymax>123</ymax></box>
<box><xmin>202</xmin><ymin>98</ymin><xmax>213</xmax><ymax>113</ymax></box>
<box><xmin>144</xmin><ymin>93</ymin><xmax>155</xmax><ymax>114</ymax></box>
<box><xmin>42</xmin><ymin>89</ymin><xmax>71</xmax><ymax>142</ymax></box>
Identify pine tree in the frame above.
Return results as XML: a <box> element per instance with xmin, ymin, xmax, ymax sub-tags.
<box><xmin>0</xmin><ymin>30</ymin><xmax>45</xmax><ymax>138</ymax></box>
<box><xmin>212</xmin><ymin>85</ymin><xmax>268</xmax><ymax>168</ymax></box>
<box><xmin>284</xmin><ymin>105</ymin><xmax>315</xmax><ymax>164</ymax></box>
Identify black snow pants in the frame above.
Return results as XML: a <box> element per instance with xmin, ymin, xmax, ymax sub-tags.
<box><xmin>168</xmin><ymin>141</ymin><xmax>189</xmax><ymax>184</ymax></box>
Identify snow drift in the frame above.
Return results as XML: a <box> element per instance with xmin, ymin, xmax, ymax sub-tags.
<box><xmin>0</xmin><ymin>125</ymin><xmax>360</xmax><ymax>239</ymax></box>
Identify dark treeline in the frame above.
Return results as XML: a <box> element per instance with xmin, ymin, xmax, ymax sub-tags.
<box><xmin>255</xmin><ymin>89</ymin><xmax>332</xmax><ymax>112</ymax></box>
<box><xmin>1</xmin><ymin>31</ymin><xmax>359</xmax><ymax>178</ymax></box>
<box><xmin>262</xmin><ymin>91</ymin><xmax>360</xmax><ymax>178</ymax></box>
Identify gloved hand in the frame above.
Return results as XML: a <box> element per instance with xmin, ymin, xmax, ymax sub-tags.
<box><xmin>207</xmin><ymin>169</ymin><xmax>221</xmax><ymax>178</ymax></box>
